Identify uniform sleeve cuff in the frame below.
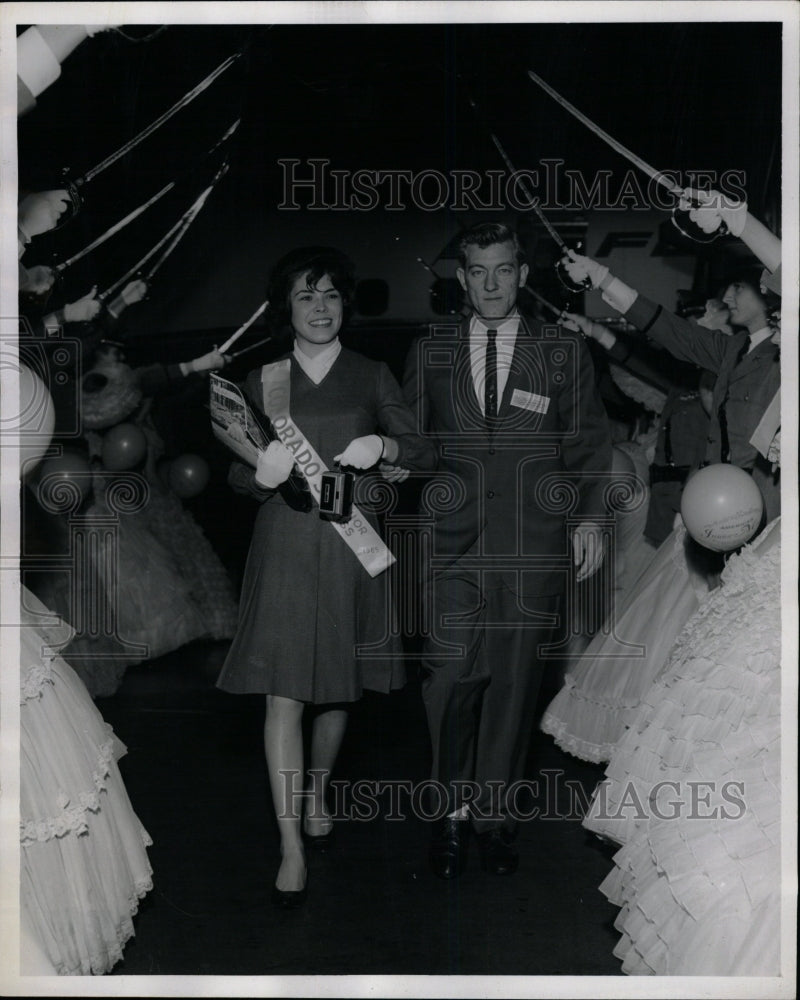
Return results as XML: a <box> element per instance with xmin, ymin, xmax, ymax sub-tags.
<box><xmin>17</xmin><ymin>27</ymin><xmax>62</xmax><ymax>97</ymax></box>
<box><xmin>600</xmin><ymin>276</ymin><xmax>638</xmax><ymax>314</ymax></box>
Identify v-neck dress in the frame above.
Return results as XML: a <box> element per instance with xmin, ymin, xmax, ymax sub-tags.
<box><xmin>216</xmin><ymin>348</ymin><xmax>436</xmax><ymax>703</ymax></box>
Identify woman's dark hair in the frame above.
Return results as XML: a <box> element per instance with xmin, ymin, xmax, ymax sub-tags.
<box><xmin>722</xmin><ymin>267</ymin><xmax>781</xmax><ymax>327</ymax></box>
<box><xmin>266</xmin><ymin>246</ymin><xmax>356</xmax><ymax>333</ymax></box>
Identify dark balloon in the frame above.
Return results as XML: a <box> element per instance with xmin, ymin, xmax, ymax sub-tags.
<box><xmin>37</xmin><ymin>452</ymin><xmax>92</xmax><ymax>503</ymax></box>
<box><xmin>101</xmin><ymin>423</ymin><xmax>148</xmax><ymax>471</ymax></box>
<box><xmin>168</xmin><ymin>453</ymin><xmax>210</xmax><ymax>498</ymax></box>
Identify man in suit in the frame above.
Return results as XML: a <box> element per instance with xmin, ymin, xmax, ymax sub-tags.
<box><xmin>403</xmin><ymin>222</ymin><xmax>613</xmax><ymax>878</ymax></box>
<box><xmin>562</xmin><ymin>254</ymin><xmax>781</xmax><ymax>522</ymax></box>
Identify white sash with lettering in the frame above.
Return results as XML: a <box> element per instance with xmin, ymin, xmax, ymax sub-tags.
<box><xmin>261</xmin><ymin>359</ymin><xmax>395</xmax><ymax>578</ymax></box>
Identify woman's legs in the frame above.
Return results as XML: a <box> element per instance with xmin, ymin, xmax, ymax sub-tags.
<box><xmin>305</xmin><ymin>706</ymin><xmax>348</xmax><ymax>835</ymax></box>
<box><xmin>264</xmin><ymin>694</ymin><xmax>306</xmax><ymax>891</ymax></box>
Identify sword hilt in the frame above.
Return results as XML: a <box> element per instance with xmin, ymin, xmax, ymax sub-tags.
<box><xmin>671</xmin><ymin>201</ymin><xmax>729</xmax><ymax>244</ymax></box>
<box><xmin>51</xmin><ymin>169</ymin><xmax>83</xmax><ymax>228</ymax></box>
<box><xmin>555</xmin><ymin>242</ymin><xmax>592</xmax><ymax>295</ymax></box>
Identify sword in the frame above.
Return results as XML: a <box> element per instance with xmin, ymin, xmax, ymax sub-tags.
<box><xmin>523</xmin><ymin>284</ymin><xmax>562</xmax><ymax>318</ymax></box>
<box><xmin>489</xmin><ymin>132</ymin><xmax>591</xmax><ymax>292</ymax></box>
<box><xmin>98</xmin><ymin>161</ymin><xmax>229</xmax><ymax>302</ymax></box>
<box><xmin>60</xmin><ymin>51</ymin><xmax>242</xmax><ymax>219</ymax></box>
<box><xmin>218</xmin><ymin>300</ymin><xmax>269</xmax><ymax>354</ymax></box>
<box><xmin>54</xmin><ymin>118</ymin><xmax>240</xmax><ymax>274</ymax></box>
<box><xmin>490</xmin><ymin>133</ymin><xmax>570</xmax><ymax>252</ymax></box>
<box><xmin>229</xmin><ymin>334</ymin><xmax>273</xmax><ymax>358</ymax></box>
<box><xmin>526</xmin><ymin>70</ymin><xmax>727</xmax><ymax>242</ymax></box>
<box><xmin>54</xmin><ymin>180</ymin><xmax>176</xmax><ymax>274</ymax></box>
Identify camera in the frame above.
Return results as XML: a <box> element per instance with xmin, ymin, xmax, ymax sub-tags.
<box><xmin>319</xmin><ymin>468</ymin><xmax>354</xmax><ymax>522</ymax></box>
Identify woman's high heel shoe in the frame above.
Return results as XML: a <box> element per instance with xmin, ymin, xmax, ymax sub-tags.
<box><xmin>302</xmin><ymin>817</ymin><xmax>335</xmax><ymax>851</ymax></box>
<box><xmin>272</xmin><ymin>855</ymin><xmax>307</xmax><ymax>908</ymax></box>
<box><xmin>271</xmin><ymin>879</ymin><xmax>307</xmax><ymax>909</ymax></box>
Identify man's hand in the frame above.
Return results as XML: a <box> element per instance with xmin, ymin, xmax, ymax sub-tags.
<box><xmin>254</xmin><ymin>440</ymin><xmax>295</xmax><ymax>488</ymax></box>
<box><xmin>572</xmin><ymin>521</ymin><xmax>605</xmax><ymax>582</ymax></box>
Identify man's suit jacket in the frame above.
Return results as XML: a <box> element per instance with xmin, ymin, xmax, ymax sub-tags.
<box><xmin>625</xmin><ymin>295</ymin><xmax>780</xmax><ymax>472</ymax></box>
<box><xmin>403</xmin><ymin>312</ymin><xmax>613</xmax><ymax>595</ymax></box>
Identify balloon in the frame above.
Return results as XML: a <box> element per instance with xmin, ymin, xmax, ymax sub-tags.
<box><xmin>14</xmin><ymin>365</ymin><xmax>56</xmax><ymax>475</ymax></box>
<box><xmin>101</xmin><ymin>422</ymin><xmax>148</xmax><ymax>471</ymax></box>
<box><xmin>168</xmin><ymin>453</ymin><xmax>210</xmax><ymax>498</ymax></box>
<box><xmin>681</xmin><ymin>463</ymin><xmax>764</xmax><ymax>552</ymax></box>
<box><xmin>37</xmin><ymin>452</ymin><xmax>92</xmax><ymax>504</ymax></box>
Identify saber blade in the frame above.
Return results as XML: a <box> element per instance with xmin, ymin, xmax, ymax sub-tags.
<box><xmin>79</xmin><ymin>51</ymin><xmax>241</xmax><ymax>186</ymax></box>
<box><xmin>230</xmin><ymin>334</ymin><xmax>272</xmax><ymax>358</ymax></box>
<box><xmin>490</xmin><ymin>133</ymin><xmax>568</xmax><ymax>250</ymax></box>
<box><xmin>526</xmin><ymin>70</ymin><xmax>682</xmax><ymax>197</ymax></box>
<box><xmin>524</xmin><ymin>285</ymin><xmax>561</xmax><ymax>317</ymax></box>
<box><xmin>55</xmin><ymin>180</ymin><xmax>176</xmax><ymax>274</ymax></box>
<box><xmin>218</xmin><ymin>300</ymin><xmax>269</xmax><ymax>354</ymax></box>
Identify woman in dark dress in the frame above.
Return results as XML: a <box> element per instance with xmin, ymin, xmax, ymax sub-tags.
<box><xmin>216</xmin><ymin>248</ymin><xmax>436</xmax><ymax>906</ymax></box>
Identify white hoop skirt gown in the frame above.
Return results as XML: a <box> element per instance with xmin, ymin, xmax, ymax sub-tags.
<box><xmin>541</xmin><ymin>524</ymin><xmax>710</xmax><ymax>763</ymax></box>
<box><xmin>20</xmin><ymin>587</ymin><xmax>153</xmax><ymax>975</ymax></box>
<box><xmin>583</xmin><ymin>520</ymin><xmax>781</xmax><ymax>975</ymax></box>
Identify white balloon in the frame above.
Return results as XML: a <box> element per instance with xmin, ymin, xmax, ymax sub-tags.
<box><xmin>13</xmin><ymin>365</ymin><xmax>56</xmax><ymax>476</ymax></box>
<box><xmin>681</xmin><ymin>463</ymin><xmax>764</xmax><ymax>552</ymax></box>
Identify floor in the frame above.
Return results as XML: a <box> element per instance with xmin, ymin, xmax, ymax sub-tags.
<box><xmin>96</xmin><ymin>640</ymin><xmax>623</xmax><ymax>979</ymax></box>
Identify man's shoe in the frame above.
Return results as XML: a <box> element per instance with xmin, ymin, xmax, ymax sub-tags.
<box><xmin>429</xmin><ymin>816</ymin><xmax>469</xmax><ymax>880</ymax></box>
<box><xmin>475</xmin><ymin>828</ymin><xmax>518</xmax><ymax>875</ymax></box>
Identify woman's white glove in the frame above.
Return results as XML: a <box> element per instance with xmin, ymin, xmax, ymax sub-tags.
<box><xmin>680</xmin><ymin>188</ymin><xmax>748</xmax><ymax>238</ymax></box>
<box><xmin>254</xmin><ymin>440</ymin><xmax>295</xmax><ymax>488</ymax></box>
<box><xmin>19</xmin><ymin>264</ymin><xmax>55</xmax><ymax>294</ymax></box>
<box><xmin>334</xmin><ymin>434</ymin><xmax>384</xmax><ymax>469</ymax></box>
<box><xmin>188</xmin><ymin>349</ymin><xmax>229</xmax><ymax>373</ymax></box>
<box><xmin>559</xmin><ymin>311</ymin><xmax>616</xmax><ymax>350</ymax></box>
<box><xmin>18</xmin><ymin>189</ymin><xmax>69</xmax><ymax>239</ymax></box>
<box><xmin>64</xmin><ymin>286</ymin><xmax>101</xmax><ymax>323</ymax></box>
<box><xmin>561</xmin><ymin>251</ymin><xmax>609</xmax><ymax>289</ymax></box>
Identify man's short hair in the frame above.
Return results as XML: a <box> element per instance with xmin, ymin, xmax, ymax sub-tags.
<box><xmin>457</xmin><ymin>222</ymin><xmax>527</xmax><ymax>268</ymax></box>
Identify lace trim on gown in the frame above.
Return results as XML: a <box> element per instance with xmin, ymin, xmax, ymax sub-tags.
<box><xmin>582</xmin><ymin>521</ymin><xmax>781</xmax><ymax>975</ymax></box>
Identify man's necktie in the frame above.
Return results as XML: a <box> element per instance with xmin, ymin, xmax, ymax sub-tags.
<box><xmin>485</xmin><ymin>328</ymin><xmax>498</xmax><ymax>428</ymax></box>
<box><xmin>718</xmin><ymin>335</ymin><xmax>751</xmax><ymax>463</ymax></box>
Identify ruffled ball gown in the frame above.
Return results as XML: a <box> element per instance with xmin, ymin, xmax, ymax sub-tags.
<box><xmin>83</xmin><ymin>361</ymin><xmax>240</xmax><ymax>645</ymax></box>
<box><xmin>134</xmin><ymin>417</ymin><xmax>239</xmax><ymax>642</ymax></box>
<box><xmin>541</xmin><ymin>522</ymin><xmax>711</xmax><ymax>763</ymax></box>
<box><xmin>19</xmin><ymin>586</ymin><xmax>154</xmax><ymax>974</ymax></box>
<box><xmin>37</xmin><ymin>468</ymin><xmax>209</xmax><ymax>697</ymax></box>
<box><xmin>583</xmin><ymin>519</ymin><xmax>782</xmax><ymax>975</ymax></box>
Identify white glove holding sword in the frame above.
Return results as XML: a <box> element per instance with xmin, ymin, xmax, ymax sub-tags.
<box><xmin>679</xmin><ymin>188</ymin><xmax>748</xmax><ymax>238</ymax></box>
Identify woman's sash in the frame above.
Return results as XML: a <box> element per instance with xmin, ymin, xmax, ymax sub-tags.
<box><xmin>261</xmin><ymin>360</ymin><xmax>395</xmax><ymax>578</ymax></box>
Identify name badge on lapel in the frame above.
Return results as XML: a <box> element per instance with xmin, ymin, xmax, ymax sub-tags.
<box><xmin>510</xmin><ymin>388</ymin><xmax>550</xmax><ymax>414</ymax></box>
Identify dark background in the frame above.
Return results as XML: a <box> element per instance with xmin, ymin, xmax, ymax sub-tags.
<box><xmin>18</xmin><ymin>17</ymin><xmax>784</xmax><ymax>583</ymax></box>
<box><xmin>19</xmin><ymin>20</ymin><xmax>782</xmax><ymax>335</ymax></box>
